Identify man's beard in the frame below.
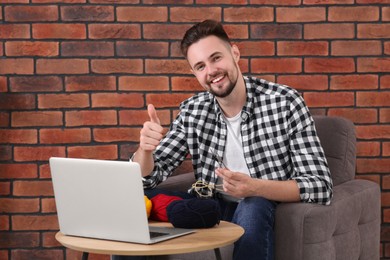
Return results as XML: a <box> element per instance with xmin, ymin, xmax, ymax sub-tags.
<box><xmin>207</xmin><ymin>68</ymin><xmax>238</xmax><ymax>98</ymax></box>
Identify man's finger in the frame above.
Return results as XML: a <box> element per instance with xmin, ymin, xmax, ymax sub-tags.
<box><xmin>148</xmin><ymin>104</ymin><xmax>161</xmax><ymax>125</ymax></box>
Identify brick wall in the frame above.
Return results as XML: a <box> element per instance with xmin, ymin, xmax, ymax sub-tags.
<box><xmin>0</xmin><ymin>1</ymin><xmax>389</xmax><ymax>259</ymax></box>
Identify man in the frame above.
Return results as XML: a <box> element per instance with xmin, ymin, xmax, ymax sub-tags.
<box><xmin>115</xmin><ymin>20</ymin><xmax>332</xmax><ymax>260</ymax></box>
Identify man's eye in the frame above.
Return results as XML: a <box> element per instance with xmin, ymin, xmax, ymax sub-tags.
<box><xmin>213</xmin><ymin>56</ymin><xmax>222</xmax><ymax>61</ymax></box>
<box><xmin>195</xmin><ymin>65</ymin><xmax>205</xmax><ymax>71</ymax></box>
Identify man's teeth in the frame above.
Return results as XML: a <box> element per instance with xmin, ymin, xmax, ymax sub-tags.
<box><xmin>212</xmin><ymin>75</ymin><xmax>224</xmax><ymax>83</ymax></box>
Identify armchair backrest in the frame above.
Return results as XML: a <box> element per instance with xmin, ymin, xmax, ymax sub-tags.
<box><xmin>313</xmin><ymin>116</ymin><xmax>356</xmax><ymax>186</ymax></box>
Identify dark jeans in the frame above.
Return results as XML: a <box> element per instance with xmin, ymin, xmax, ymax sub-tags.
<box><xmin>112</xmin><ymin>190</ymin><xmax>276</xmax><ymax>260</ymax></box>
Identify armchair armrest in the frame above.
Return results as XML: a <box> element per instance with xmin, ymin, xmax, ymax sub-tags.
<box><xmin>275</xmin><ymin>179</ymin><xmax>380</xmax><ymax>260</ymax></box>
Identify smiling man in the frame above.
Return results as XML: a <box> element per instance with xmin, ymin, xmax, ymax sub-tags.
<box><xmin>116</xmin><ymin>20</ymin><xmax>333</xmax><ymax>260</ymax></box>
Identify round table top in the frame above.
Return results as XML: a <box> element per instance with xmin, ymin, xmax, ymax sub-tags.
<box><xmin>55</xmin><ymin>221</ymin><xmax>244</xmax><ymax>256</ymax></box>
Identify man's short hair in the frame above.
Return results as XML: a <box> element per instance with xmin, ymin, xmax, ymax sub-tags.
<box><xmin>180</xmin><ymin>20</ymin><xmax>231</xmax><ymax>58</ymax></box>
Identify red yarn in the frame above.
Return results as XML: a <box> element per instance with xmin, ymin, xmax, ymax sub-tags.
<box><xmin>150</xmin><ymin>194</ymin><xmax>183</xmax><ymax>222</ymax></box>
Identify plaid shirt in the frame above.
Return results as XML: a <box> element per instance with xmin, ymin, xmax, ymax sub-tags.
<box><xmin>143</xmin><ymin>76</ymin><xmax>333</xmax><ymax>205</ymax></box>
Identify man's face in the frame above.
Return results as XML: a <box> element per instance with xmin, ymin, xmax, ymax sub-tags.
<box><xmin>186</xmin><ymin>35</ymin><xmax>240</xmax><ymax>98</ymax></box>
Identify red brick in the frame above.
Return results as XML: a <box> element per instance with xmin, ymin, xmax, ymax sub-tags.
<box><xmin>61</xmin><ymin>5</ymin><xmax>113</xmax><ymax>21</ymax></box>
<box><xmin>33</xmin><ymin>0</ymin><xmax>85</xmax><ymax>2</ymax></box>
<box><xmin>0</xmin><ymin>77</ymin><xmax>6</xmax><ymax>92</ymax></box>
<box><xmin>304</xmin><ymin>23</ymin><xmax>354</xmax><ymax>39</ymax></box>
<box><xmin>224</xmin><ymin>24</ymin><xmax>249</xmax><ymax>39</ymax></box>
<box><xmin>385</xmin><ymin>42</ymin><xmax>390</xmax><ymax>56</ymax></box>
<box><xmin>13</xmin><ymin>180</ymin><xmax>54</xmax><ymax>196</ymax></box>
<box><xmin>66</xmin><ymin>76</ymin><xmax>116</xmax><ymax>92</ymax></box>
<box><xmin>0</xmin><ymin>232</ymin><xmax>39</xmax><ymax>248</ymax></box>
<box><xmin>61</xmin><ymin>41</ymin><xmax>114</xmax><ymax>56</ymax></box>
<box><xmin>304</xmin><ymin>92</ymin><xmax>354</xmax><ymax>107</ymax></box>
<box><xmin>0</xmin><ymin>164</ymin><xmax>38</xmax><ymax>179</ymax></box>
<box><xmin>356</xmin><ymin>141</ymin><xmax>381</xmax><ymax>157</ymax></box>
<box><xmin>381</xmin><ymin>108</ymin><xmax>390</xmax><ymax>123</ymax></box>
<box><xmin>224</xmin><ymin>7</ymin><xmax>273</xmax><ymax>22</ymax></box>
<box><xmin>358</xmin><ymin>24</ymin><xmax>390</xmax><ymax>39</ymax></box>
<box><xmin>143</xmin><ymin>24</ymin><xmax>190</xmax><ymax>40</ymax></box>
<box><xmin>356</xmin><ymin>125</ymin><xmax>390</xmax><ymax>139</ymax></box>
<box><xmin>40</xmin><ymin>128</ymin><xmax>91</xmax><ymax>144</ymax></box>
<box><xmin>0</xmin><ymin>94</ymin><xmax>35</xmax><ymax>110</ymax></box>
<box><xmin>0</xmin><ymin>24</ymin><xmax>30</xmax><ymax>39</ymax></box>
<box><xmin>331</xmin><ymin>40</ymin><xmax>381</xmax><ymax>56</ymax></box>
<box><xmin>251</xmin><ymin>58</ymin><xmax>302</xmax><ymax>74</ymax></box>
<box><xmin>38</xmin><ymin>93</ymin><xmax>89</xmax><ymax>109</ymax></box>
<box><xmin>119</xmin><ymin>76</ymin><xmax>169</xmax><ymax>91</ymax></box>
<box><xmin>91</xmin><ymin>59</ymin><xmax>143</xmax><ymax>74</ymax></box>
<box><xmin>14</xmin><ymin>146</ymin><xmax>65</xmax><ymax>162</ymax></box>
<box><xmin>66</xmin><ymin>110</ymin><xmax>117</xmax><ymax>126</ymax></box>
<box><xmin>251</xmin><ymin>24</ymin><xmax>302</xmax><ymax>39</ymax></box>
<box><xmin>0</xmin><ymin>146</ymin><xmax>12</xmax><ymax>161</ymax></box>
<box><xmin>0</xmin><ymin>215</ymin><xmax>9</xmax><ymax>230</ymax></box>
<box><xmin>5</xmin><ymin>5</ymin><xmax>58</xmax><ymax>22</ymax></box>
<box><xmin>42</xmin><ymin>198</ymin><xmax>57</xmax><ymax>213</ymax></box>
<box><xmin>384</xmin><ymin>7</ymin><xmax>390</xmax><ymax>21</ymax></box>
<box><xmin>12</xmin><ymin>215</ymin><xmax>58</xmax><ymax>230</ymax></box>
<box><xmin>171</xmin><ymin>77</ymin><xmax>204</xmax><ymax>92</ymax></box>
<box><xmin>357</xmin><ymin>158</ymin><xmax>390</xmax><ymax>174</ymax></box>
<box><xmin>10</xmin><ymin>76</ymin><xmax>63</xmax><ymax>92</ymax></box>
<box><xmin>39</xmin><ymin>164</ymin><xmax>51</xmax><ymax>179</ymax></box>
<box><xmin>5</xmin><ymin>41</ymin><xmax>58</xmax><ymax>56</ymax></box>
<box><xmin>358</xmin><ymin>58</ymin><xmax>390</xmax><ymax>73</ymax></box>
<box><xmin>1</xmin><ymin>0</ymin><xmax>29</xmax><ymax>2</ymax></box>
<box><xmin>277</xmin><ymin>41</ymin><xmax>328</xmax><ymax>56</ymax></box>
<box><xmin>116</xmin><ymin>41</ymin><xmax>168</xmax><ymax>57</ymax></box>
<box><xmin>88</xmin><ymin>24</ymin><xmax>141</xmax><ymax>39</ymax></box>
<box><xmin>328</xmin><ymin>108</ymin><xmax>377</xmax><ymax>124</ymax></box>
<box><xmin>67</xmin><ymin>145</ymin><xmax>118</xmax><ymax>160</ymax></box>
<box><xmin>382</xmin><ymin>75</ymin><xmax>390</xmax><ymax>89</ymax></box>
<box><xmin>146</xmin><ymin>93</ymin><xmax>193</xmax><ymax>108</ymax></box>
<box><xmin>329</xmin><ymin>6</ymin><xmax>379</xmax><ymax>21</ymax></box>
<box><xmin>117</xmin><ymin>6</ymin><xmax>167</xmax><ymax>22</ymax></box>
<box><xmin>145</xmin><ymin>59</ymin><xmax>190</xmax><ymax>74</ymax></box>
<box><xmin>12</xmin><ymin>249</ymin><xmax>64</xmax><ymax>260</ymax></box>
<box><xmin>0</xmin><ymin>112</ymin><xmax>9</xmax><ymax>127</ymax></box>
<box><xmin>42</xmin><ymin>231</ymin><xmax>62</xmax><ymax>247</ymax></box>
<box><xmin>0</xmin><ymin>129</ymin><xmax>37</xmax><ymax>144</ymax></box>
<box><xmin>0</xmin><ymin>58</ymin><xmax>33</xmax><ymax>74</ymax></box>
<box><xmin>143</xmin><ymin>0</ymin><xmax>190</xmax><ymax>3</ymax></box>
<box><xmin>92</xmin><ymin>93</ymin><xmax>144</xmax><ymax>108</ymax></box>
<box><xmin>277</xmin><ymin>75</ymin><xmax>328</xmax><ymax>91</ymax></box>
<box><xmin>250</xmin><ymin>0</ymin><xmax>300</xmax><ymax>4</ymax></box>
<box><xmin>330</xmin><ymin>75</ymin><xmax>378</xmax><ymax>90</ymax></box>
<box><xmin>0</xmin><ymin>198</ymin><xmax>39</xmax><ymax>213</ymax></box>
<box><xmin>304</xmin><ymin>0</ymin><xmax>353</xmax><ymax>3</ymax></box>
<box><xmin>170</xmin><ymin>7</ymin><xmax>220</xmax><ymax>22</ymax></box>
<box><xmin>12</xmin><ymin>111</ymin><xmax>63</xmax><ymax>127</ymax></box>
<box><xmin>305</xmin><ymin>58</ymin><xmax>355</xmax><ymax>73</ymax></box>
<box><xmin>276</xmin><ymin>7</ymin><xmax>325</xmax><ymax>22</ymax></box>
<box><xmin>383</xmin><ymin>142</ymin><xmax>390</xmax><ymax>156</ymax></box>
<box><xmin>93</xmin><ymin>127</ymin><xmax>140</xmax><ymax>142</ymax></box>
<box><xmin>33</xmin><ymin>23</ymin><xmax>86</xmax><ymax>39</ymax></box>
<box><xmin>357</xmin><ymin>92</ymin><xmax>390</xmax><ymax>107</ymax></box>
<box><xmin>234</xmin><ymin>41</ymin><xmax>274</xmax><ymax>57</ymax></box>
<box><xmin>119</xmin><ymin>109</ymin><xmax>171</xmax><ymax>126</ymax></box>
<box><xmin>0</xmin><ymin>182</ymin><xmax>10</xmax><ymax>195</ymax></box>
<box><xmin>37</xmin><ymin>59</ymin><xmax>89</xmax><ymax>74</ymax></box>
<box><xmin>196</xmin><ymin>0</ymin><xmax>246</xmax><ymax>4</ymax></box>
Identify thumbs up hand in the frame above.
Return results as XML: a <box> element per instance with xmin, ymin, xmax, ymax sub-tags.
<box><xmin>139</xmin><ymin>104</ymin><xmax>164</xmax><ymax>152</ymax></box>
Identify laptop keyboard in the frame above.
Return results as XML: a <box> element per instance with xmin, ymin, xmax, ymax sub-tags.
<box><xmin>150</xmin><ymin>231</ymin><xmax>169</xmax><ymax>239</ymax></box>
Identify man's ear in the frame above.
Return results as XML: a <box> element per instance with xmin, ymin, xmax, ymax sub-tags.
<box><xmin>231</xmin><ymin>44</ymin><xmax>240</xmax><ymax>63</ymax></box>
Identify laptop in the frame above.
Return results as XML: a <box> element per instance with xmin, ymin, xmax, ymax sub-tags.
<box><xmin>49</xmin><ymin>157</ymin><xmax>194</xmax><ymax>244</ymax></box>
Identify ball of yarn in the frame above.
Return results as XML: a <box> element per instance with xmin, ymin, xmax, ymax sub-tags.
<box><xmin>167</xmin><ymin>198</ymin><xmax>221</xmax><ymax>229</ymax></box>
<box><xmin>150</xmin><ymin>194</ymin><xmax>183</xmax><ymax>222</ymax></box>
<box><xmin>144</xmin><ymin>195</ymin><xmax>152</xmax><ymax>218</ymax></box>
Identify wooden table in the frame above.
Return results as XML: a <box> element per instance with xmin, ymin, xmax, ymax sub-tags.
<box><xmin>55</xmin><ymin>221</ymin><xmax>244</xmax><ymax>260</ymax></box>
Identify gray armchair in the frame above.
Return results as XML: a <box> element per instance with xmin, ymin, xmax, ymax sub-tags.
<box><xmin>157</xmin><ymin>116</ymin><xmax>381</xmax><ymax>260</ymax></box>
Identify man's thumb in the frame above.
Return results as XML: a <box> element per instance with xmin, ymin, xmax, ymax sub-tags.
<box><xmin>148</xmin><ymin>104</ymin><xmax>161</xmax><ymax>125</ymax></box>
